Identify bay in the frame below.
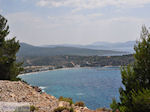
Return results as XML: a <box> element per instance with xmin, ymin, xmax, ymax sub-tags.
<box><xmin>19</xmin><ymin>67</ymin><xmax>122</xmax><ymax>110</ymax></box>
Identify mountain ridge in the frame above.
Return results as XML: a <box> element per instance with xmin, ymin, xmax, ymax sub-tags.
<box><xmin>41</xmin><ymin>41</ymin><xmax>135</xmax><ymax>53</ymax></box>
<box><xmin>18</xmin><ymin>42</ymin><xmax>127</xmax><ymax>57</ymax></box>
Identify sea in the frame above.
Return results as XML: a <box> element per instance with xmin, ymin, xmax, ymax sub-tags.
<box><xmin>19</xmin><ymin>67</ymin><xmax>122</xmax><ymax>110</ymax></box>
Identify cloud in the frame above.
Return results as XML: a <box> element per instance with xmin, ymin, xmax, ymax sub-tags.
<box><xmin>5</xmin><ymin>12</ymin><xmax>150</xmax><ymax>45</ymax></box>
<box><xmin>47</xmin><ymin>13</ymin><xmax>103</xmax><ymax>25</ymax></box>
<box><xmin>37</xmin><ymin>0</ymin><xmax>50</xmax><ymax>7</ymax></box>
<box><xmin>36</xmin><ymin>0</ymin><xmax>150</xmax><ymax>10</ymax></box>
<box><xmin>0</xmin><ymin>9</ymin><xmax>3</xmax><ymax>13</ymax></box>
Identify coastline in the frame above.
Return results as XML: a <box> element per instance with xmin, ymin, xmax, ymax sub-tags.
<box><xmin>0</xmin><ymin>80</ymin><xmax>112</xmax><ymax>112</ymax></box>
<box><xmin>19</xmin><ymin>65</ymin><xmax>121</xmax><ymax>76</ymax></box>
<box><xmin>19</xmin><ymin>67</ymin><xmax>79</xmax><ymax>76</ymax></box>
<box><xmin>19</xmin><ymin>67</ymin><xmax>85</xmax><ymax>76</ymax></box>
<box><xmin>0</xmin><ymin>80</ymin><xmax>95</xmax><ymax>112</ymax></box>
<box><xmin>18</xmin><ymin>65</ymin><xmax>120</xmax><ymax>111</ymax></box>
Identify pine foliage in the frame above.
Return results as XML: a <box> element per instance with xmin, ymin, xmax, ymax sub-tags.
<box><xmin>110</xmin><ymin>26</ymin><xmax>150</xmax><ymax>112</ymax></box>
<box><xmin>0</xmin><ymin>15</ymin><xmax>23</xmax><ymax>80</ymax></box>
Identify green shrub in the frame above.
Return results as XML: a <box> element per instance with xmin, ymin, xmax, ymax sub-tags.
<box><xmin>54</xmin><ymin>107</ymin><xmax>69</xmax><ymax>112</ymax></box>
<box><xmin>130</xmin><ymin>89</ymin><xmax>150</xmax><ymax>112</ymax></box>
<box><xmin>30</xmin><ymin>105</ymin><xmax>38</xmax><ymax>112</ymax></box>
<box><xmin>110</xmin><ymin>99</ymin><xmax>119</xmax><ymax>112</ymax></box>
<box><xmin>96</xmin><ymin>107</ymin><xmax>112</xmax><ymax>112</ymax></box>
<box><xmin>75</xmin><ymin>101</ymin><xmax>85</xmax><ymax>107</ymax></box>
<box><xmin>53</xmin><ymin>107</ymin><xmax>74</xmax><ymax>112</ymax></box>
<box><xmin>59</xmin><ymin>96</ymin><xmax>73</xmax><ymax>105</ymax></box>
<box><xmin>70</xmin><ymin>107</ymin><xmax>74</xmax><ymax>112</ymax></box>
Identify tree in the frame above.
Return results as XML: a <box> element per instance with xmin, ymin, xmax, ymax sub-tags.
<box><xmin>110</xmin><ymin>26</ymin><xmax>150</xmax><ymax>112</ymax></box>
<box><xmin>0</xmin><ymin>14</ymin><xmax>23</xmax><ymax>80</ymax></box>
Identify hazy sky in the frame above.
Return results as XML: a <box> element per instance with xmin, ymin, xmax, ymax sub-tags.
<box><xmin>0</xmin><ymin>0</ymin><xmax>150</xmax><ymax>45</ymax></box>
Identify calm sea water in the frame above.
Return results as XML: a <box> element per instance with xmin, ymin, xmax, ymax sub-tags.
<box><xmin>19</xmin><ymin>67</ymin><xmax>122</xmax><ymax>110</ymax></box>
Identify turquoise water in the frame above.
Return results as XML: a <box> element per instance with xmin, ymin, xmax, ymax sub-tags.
<box><xmin>19</xmin><ymin>67</ymin><xmax>122</xmax><ymax>110</ymax></box>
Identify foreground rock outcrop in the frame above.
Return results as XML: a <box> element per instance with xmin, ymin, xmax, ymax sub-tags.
<box><xmin>0</xmin><ymin>81</ymin><xmax>111</xmax><ymax>112</ymax></box>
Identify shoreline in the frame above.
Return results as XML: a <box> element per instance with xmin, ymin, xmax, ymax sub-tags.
<box><xmin>18</xmin><ymin>65</ymin><xmax>120</xmax><ymax>111</ymax></box>
<box><xmin>19</xmin><ymin>66</ymin><xmax>88</xmax><ymax>76</ymax></box>
<box><xmin>0</xmin><ymin>80</ymin><xmax>112</xmax><ymax>112</ymax></box>
<box><xmin>19</xmin><ymin>65</ymin><xmax>120</xmax><ymax>76</ymax></box>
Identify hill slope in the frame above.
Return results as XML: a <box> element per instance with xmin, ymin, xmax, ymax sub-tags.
<box><xmin>0</xmin><ymin>80</ymin><xmax>111</xmax><ymax>112</ymax></box>
<box><xmin>43</xmin><ymin>41</ymin><xmax>135</xmax><ymax>53</ymax></box>
<box><xmin>18</xmin><ymin>43</ymin><xmax>126</xmax><ymax>57</ymax></box>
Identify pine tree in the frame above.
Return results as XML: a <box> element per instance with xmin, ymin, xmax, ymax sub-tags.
<box><xmin>0</xmin><ymin>14</ymin><xmax>23</xmax><ymax>80</ymax></box>
<box><xmin>110</xmin><ymin>26</ymin><xmax>150</xmax><ymax>112</ymax></box>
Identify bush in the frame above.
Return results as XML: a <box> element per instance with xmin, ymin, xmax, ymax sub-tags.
<box><xmin>75</xmin><ymin>101</ymin><xmax>85</xmax><ymax>107</ymax></box>
<box><xmin>59</xmin><ymin>96</ymin><xmax>73</xmax><ymax>105</ymax></box>
<box><xmin>110</xmin><ymin>99</ymin><xmax>119</xmax><ymax>112</ymax></box>
<box><xmin>53</xmin><ymin>107</ymin><xmax>74</xmax><ymax>112</ymax></box>
<box><xmin>96</xmin><ymin>107</ymin><xmax>112</xmax><ymax>112</ymax></box>
<box><xmin>130</xmin><ymin>89</ymin><xmax>150</xmax><ymax>112</ymax></box>
<box><xmin>70</xmin><ymin>107</ymin><xmax>74</xmax><ymax>112</ymax></box>
<box><xmin>30</xmin><ymin>105</ymin><xmax>37</xmax><ymax>112</ymax></box>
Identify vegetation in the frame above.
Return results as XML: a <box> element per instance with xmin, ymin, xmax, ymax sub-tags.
<box><xmin>74</xmin><ymin>101</ymin><xmax>85</xmax><ymax>107</ymax></box>
<box><xmin>69</xmin><ymin>107</ymin><xmax>74</xmax><ymax>112</ymax></box>
<box><xmin>130</xmin><ymin>89</ymin><xmax>150</xmax><ymax>112</ymax></box>
<box><xmin>59</xmin><ymin>96</ymin><xmax>73</xmax><ymax>105</ymax></box>
<box><xmin>20</xmin><ymin>54</ymin><xmax>133</xmax><ymax>67</ymax></box>
<box><xmin>53</xmin><ymin>107</ymin><xmax>74</xmax><ymax>112</ymax></box>
<box><xmin>30</xmin><ymin>105</ymin><xmax>38</xmax><ymax>112</ymax></box>
<box><xmin>96</xmin><ymin>107</ymin><xmax>112</xmax><ymax>112</ymax></box>
<box><xmin>18</xmin><ymin>43</ymin><xmax>125</xmax><ymax>57</ymax></box>
<box><xmin>110</xmin><ymin>26</ymin><xmax>150</xmax><ymax>112</ymax></box>
<box><xmin>0</xmin><ymin>15</ymin><xmax>23</xmax><ymax>80</ymax></box>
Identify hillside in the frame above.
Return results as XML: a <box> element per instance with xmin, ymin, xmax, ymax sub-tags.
<box><xmin>19</xmin><ymin>54</ymin><xmax>134</xmax><ymax>67</ymax></box>
<box><xmin>17</xmin><ymin>43</ymin><xmax>126</xmax><ymax>57</ymax></box>
<box><xmin>0</xmin><ymin>81</ymin><xmax>111</xmax><ymax>112</ymax></box>
<box><xmin>43</xmin><ymin>41</ymin><xmax>135</xmax><ymax>53</ymax></box>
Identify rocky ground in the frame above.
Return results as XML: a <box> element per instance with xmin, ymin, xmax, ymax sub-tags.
<box><xmin>0</xmin><ymin>81</ymin><xmax>111</xmax><ymax>112</ymax></box>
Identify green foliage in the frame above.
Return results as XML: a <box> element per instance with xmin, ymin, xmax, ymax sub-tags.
<box><xmin>110</xmin><ymin>98</ymin><xmax>119</xmax><ymax>112</ymax></box>
<box><xmin>53</xmin><ymin>107</ymin><xmax>74</xmax><ymax>112</ymax></box>
<box><xmin>18</xmin><ymin>43</ymin><xmax>124</xmax><ymax>57</ymax></box>
<box><xmin>74</xmin><ymin>101</ymin><xmax>85</xmax><ymax>107</ymax></box>
<box><xmin>59</xmin><ymin>96</ymin><xmax>73</xmax><ymax>105</ymax></box>
<box><xmin>30</xmin><ymin>105</ymin><xmax>37</xmax><ymax>112</ymax></box>
<box><xmin>54</xmin><ymin>107</ymin><xmax>68</xmax><ymax>112</ymax></box>
<box><xmin>69</xmin><ymin>107</ymin><xmax>74</xmax><ymax>112</ymax></box>
<box><xmin>110</xmin><ymin>26</ymin><xmax>150</xmax><ymax>112</ymax></box>
<box><xmin>96</xmin><ymin>107</ymin><xmax>112</xmax><ymax>112</ymax></box>
<box><xmin>0</xmin><ymin>14</ymin><xmax>23</xmax><ymax>80</ymax></box>
<box><xmin>131</xmin><ymin>89</ymin><xmax>150</xmax><ymax>112</ymax></box>
<box><xmin>21</xmin><ymin>54</ymin><xmax>133</xmax><ymax>68</ymax></box>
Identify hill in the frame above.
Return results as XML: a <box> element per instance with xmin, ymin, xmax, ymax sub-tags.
<box><xmin>89</xmin><ymin>41</ymin><xmax>135</xmax><ymax>52</ymax></box>
<box><xmin>0</xmin><ymin>80</ymin><xmax>98</xmax><ymax>112</ymax></box>
<box><xmin>19</xmin><ymin>54</ymin><xmax>134</xmax><ymax>69</ymax></box>
<box><xmin>42</xmin><ymin>41</ymin><xmax>135</xmax><ymax>53</ymax></box>
<box><xmin>18</xmin><ymin>43</ymin><xmax>127</xmax><ymax>57</ymax></box>
<box><xmin>0</xmin><ymin>80</ymin><xmax>112</xmax><ymax>112</ymax></box>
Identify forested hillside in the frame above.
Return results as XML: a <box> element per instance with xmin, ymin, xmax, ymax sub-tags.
<box><xmin>17</xmin><ymin>43</ymin><xmax>127</xmax><ymax>57</ymax></box>
<box><xmin>18</xmin><ymin>54</ymin><xmax>134</xmax><ymax>67</ymax></box>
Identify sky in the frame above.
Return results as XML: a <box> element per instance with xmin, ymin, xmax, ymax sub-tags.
<box><xmin>0</xmin><ymin>0</ymin><xmax>150</xmax><ymax>45</ymax></box>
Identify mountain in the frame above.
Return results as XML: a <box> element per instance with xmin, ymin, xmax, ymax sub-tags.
<box><xmin>18</xmin><ymin>43</ymin><xmax>127</xmax><ymax>57</ymax></box>
<box><xmin>42</xmin><ymin>41</ymin><xmax>136</xmax><ymax>53</ymax></box>
<box><xmin>86</xmin><ymin>41</ymin><xmax>136</xmax><ymax>52</ymax></box>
